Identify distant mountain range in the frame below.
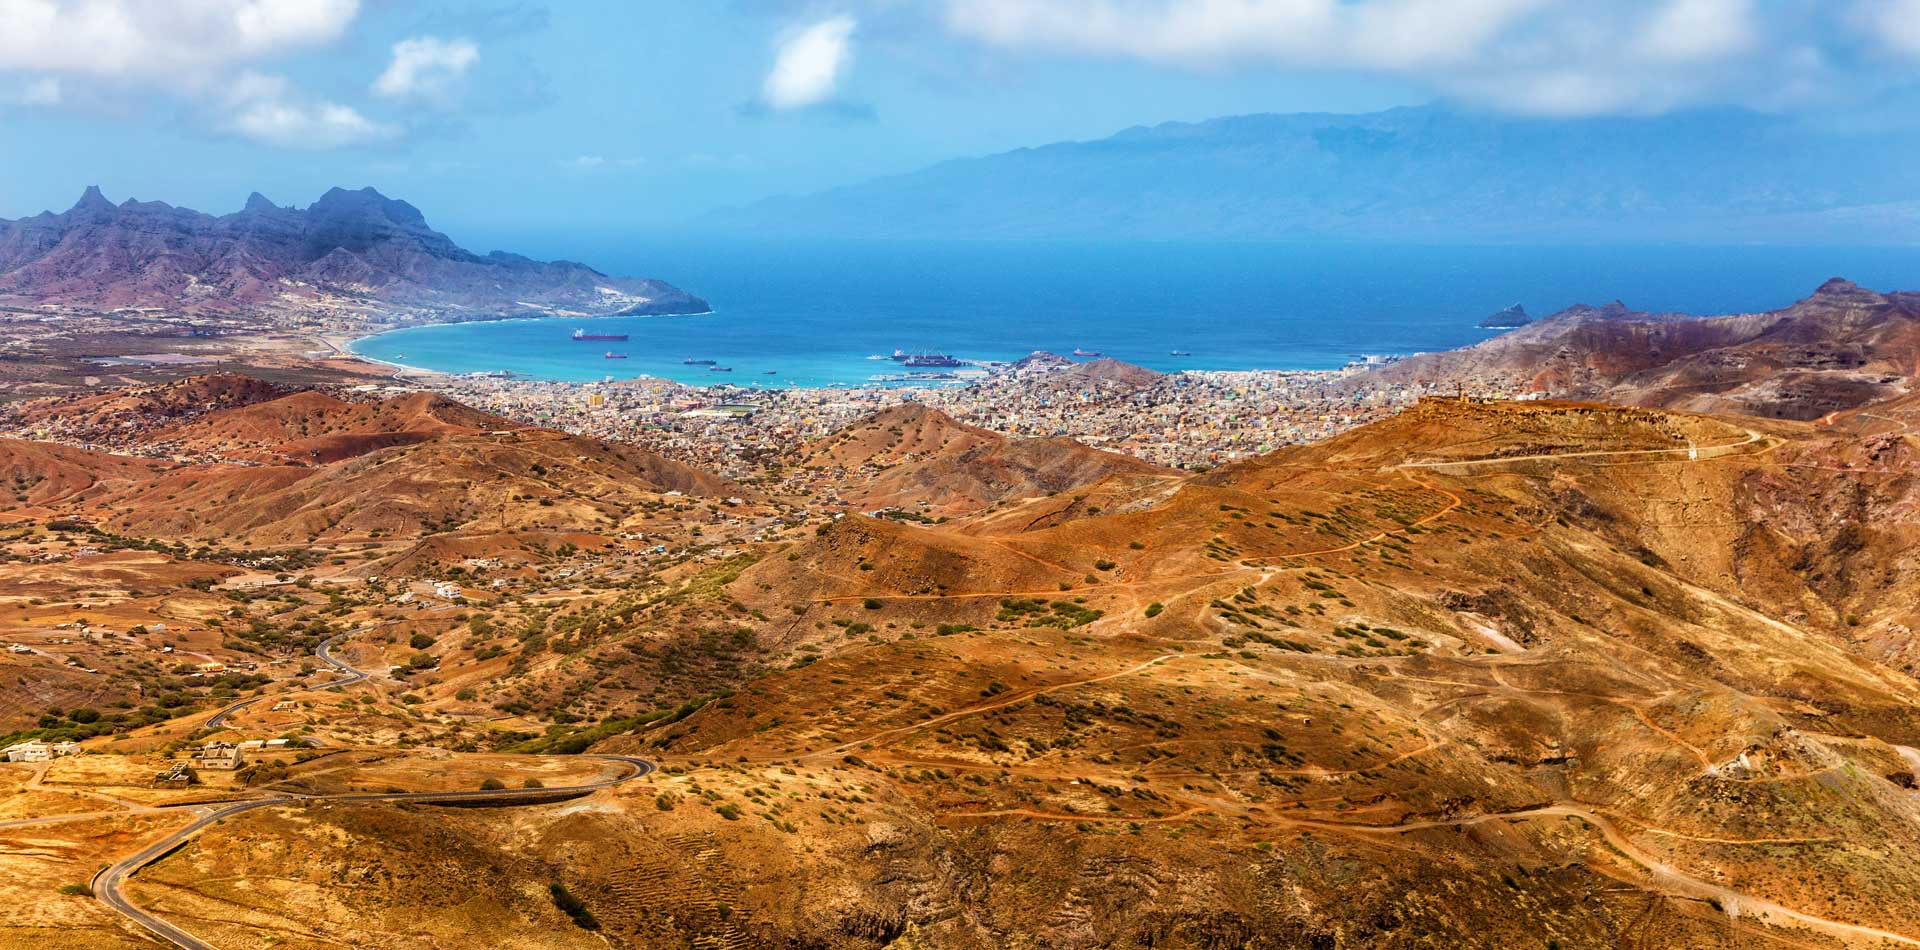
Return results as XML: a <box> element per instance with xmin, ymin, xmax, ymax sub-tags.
<box><xmin>703</xmin><ymin>105</ymin><xmax>1920</xmax><ymax>242</ymax></box>
<box><xmin>0</xmin><ymin>186</ymin><xmax>708</xmax><ymax>320</ymax></box>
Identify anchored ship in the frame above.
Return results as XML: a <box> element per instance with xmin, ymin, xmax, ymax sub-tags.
<box><xmin>573</xmin><ymin>328</ymin><xmax>629</xmax><ymax>341</ymax></box>
<box><xmin>890</xmin><ymin>349</ymin><xmax>965</xmax><ymax>368</ymax></box>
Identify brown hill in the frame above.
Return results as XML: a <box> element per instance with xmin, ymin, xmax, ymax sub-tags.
<box><xmin>1367</xmin><ymin>279</ymin><xmax>1920</xmax><ymax>420</ymax></box>
<box><xmin>1060</xmin><ymin>357</ymin><xmax>1163</xmax><ymax>390</ymax></box>
<box><xmin>149</xmin><ymin>389</ymin><xmax>508</xmax><ymax>464</ymax></box>
<box><xmin>9</xmin><ymin>374</ymin><xmax>288</xmax><ymax>436</ymax></box>
<box><xmin>88</xmin><ymin>428</ymin><xmax>734</xmax><ymax>546</ymax></box>
<box><xmin>0</xmin><ymin>377</ymin><xmax>737</xmax><ymax>547</ymax></box>
<box><xmin>0</xmin><ymin>438</ymin><xmax>171</xmax><ymax>509</ymax></box>
<box><xmin>797</xmin><ymin>403</ymin><xmax>1171</xmax><ymax>514</ymax></box>
<box><xmin>624</xmin><ymin>393</ymin><xmax>1920</xmax><ymax>946</ymax></box>
<box><xmin>22</xmin><ymin>379</ymin><xmax>1920</xmax><ymax>947</ymax></box>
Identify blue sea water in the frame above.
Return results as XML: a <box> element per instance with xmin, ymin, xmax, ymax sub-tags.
<box><xmin>350</xmin><ymin>240</ymin><xmax>1920</xmax><ymax>388</ymax></box>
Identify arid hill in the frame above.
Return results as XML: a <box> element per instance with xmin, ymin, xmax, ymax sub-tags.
<box><xmin>797</xmin><ymin>403</ymin><xmax>1171</xmax><ymax>514</ymax></box>
<box><xmin>147</xmin><ymin>389</ymin><xmax>507</xmax><ymax>464</ymax></box>
<box><xmin>9</xmin><ymin>373</ymin><xmax>289</xmax><ymax>435</ymax></box>
<box><xmin>1060</xmin><ymin>357</ymin><xmax>1164</xmax><ymax>390</ymax></box>
<box><xmin>1366</xmin><ymin>279</ymin><xmax>1919</xmax><ymax>420</ymax></box>
<box><xmin>0</xmin><ymin>378</ymin><xmax>737</xmax><ymax>548</ymax></box>
<box><xmin>0</xmin><ymin>438</ymin><xmax>171</xmax><ymax>510</ymax></box>
<box><xmin>0</xmin><ymin>187</ymin><xmax>709</xmax><ymax>319</ymax></box>
<box><xmin>553</xmin><ymin>395</ymin><xmax>1920</xmax><ymax>947</ymax></box>
<box><xmin>87</xmin><ymin>428</ymin><xmax>733</xmax><ymax>546</ymax></box>
<box><xmin>15</xmin><ymin>379</ymin><xmax>1920</xmax><ymax>949</ymax></box>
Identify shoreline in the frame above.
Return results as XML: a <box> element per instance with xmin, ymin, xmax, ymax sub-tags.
<box><xmin>336</xmin><ymin>332</ymin><xmax>451</xmax><ymax>380</ymax></box>
<box><xmin>341</xmin><ymin>321</ymin><xmax>1395</xmax><ymax>393</ymax></box>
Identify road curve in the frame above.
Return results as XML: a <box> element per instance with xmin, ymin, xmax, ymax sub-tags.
<box><xmin>314</xmin><ymin>628</ymin><xmax>373</xmax><ymax>687</ymax></box>
<box><xmin>92</xmin><ymin>755</ymin><xmax>655</xmax><ymax>950</ymax></box>
<box><xmin>200</xmin><ymin>697</ymin><xmax>261</xmax><ymax>730</ymax></box>
<box><xmin>103</xmin><ymin>621</ymin><xmax>654</xmax><ymax>949</ymax></box>
<box><xmin>202</xmin><ymin>626</ymin><xmax>379</xmax><ymax>731</ymax></box>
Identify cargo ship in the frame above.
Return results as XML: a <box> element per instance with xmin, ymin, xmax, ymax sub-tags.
<box><xmin>709</xmin><ymin>366</ymin><xmax>733</xmax><ymax>372</ymax></box>
<box><xmin>683</xmin><ymin>358</ymin><xmax>717</xmax><ymax>365</ymax></box>
<box><xmin>890</xmin><ymin>349</ymin><xmax>965</xmax><ymax>368</ymax></box>
<box><xmin>604</xmin><ymin>352</ymin><xmax>628</xmax><ymax>359</ymax></box>
<box><xmin>573</xmin><ymin>328</ymin><xmax>629</xmax><ymax>341</ymax></box>
<box><xmin>1072</xmin><ymin>348</ymin><xmax>1103</xmax><ymax>358</ymax></box>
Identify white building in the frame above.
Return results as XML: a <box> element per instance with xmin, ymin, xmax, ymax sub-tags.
<box><xmin>3</xmin><ymin>740</ymin><xmax>80</xmax><ymax>762</ymax></box>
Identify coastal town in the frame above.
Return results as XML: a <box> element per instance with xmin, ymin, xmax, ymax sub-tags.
<box><xmin>365</xmin><ymin>351</ymin><xmax>1499</xmax><ymax>478</ymax></box>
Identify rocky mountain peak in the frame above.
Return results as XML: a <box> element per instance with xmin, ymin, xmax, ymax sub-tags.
<box><xmin>68</xmin><ymin>185</ymin><xmax>115</xmax><ymax>216</ymax></box>
<box><xmin>243</xmin><ymin>192</ymin><xmax>279</xmax><ymax>213</ymax></box>
<box><xmin>310</xmin><ymin>187</ymin><xmax>428</xmax><ymax>229</ymax></box>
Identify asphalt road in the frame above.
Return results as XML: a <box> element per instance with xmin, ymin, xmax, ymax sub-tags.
<box><xmin>96</xmin><ymin>618</ymin><xmax>654</xmax><ymax>950</ymax></box>
<box><xmin>92</xmin><ymin>756</ymin><xmax>655</xmax><ymax>950</ymax></box>
<box><xmin>202</xmin><ymin>626</ymin><xmax>379</xmax><ymax>730</ymax></box>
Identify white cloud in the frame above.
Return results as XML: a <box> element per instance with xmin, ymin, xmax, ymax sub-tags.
<box><xmin>763</xmin><ymin>15</ymin><xmax>857</xmax><ymax>109</ymax></box>
<box><xmin>373</xmin><ymin>35</ymin><xmax>480</xmax><ymax>103</ymax></box>
<box><xmin>223</xmin><ymin>70</ymin><xmax>393</xmax><ymax>150</ymax></box>
<box><xmin>940</xmin><ymin>0</ymin><xmax>1545</xmax><ymax>70</ymax></box>
<box><xmin>1636</xmin><ymin>0</ymin><xmax>1758</xmax><ymax>64</ymax></box>
<box><xmin>934</xmin><ymin>0</ymin><xmax>1814</xmax><ymax>114</ymax></box>
<box><xmin>0</xmin><ymin>0</ymin><xmax>359</xmax><ymax>83</ymax></box>
<box><xmin>1856</xmin><ymin>0</ymin><xmax>1920</xmax><ymax>56</ymax></box>
<box><xmin>0</xmin><ymin>2</ymin><xmax>411</xmax><ymax>149</ymax></box>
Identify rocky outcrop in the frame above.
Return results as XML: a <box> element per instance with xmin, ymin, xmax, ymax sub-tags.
<box><xmin>0</xmin><ymin>186</ymin><xmax>710</xmax><ymax>320</ymax></box>
<box><xmin>1478</xmin><ymin>303</ymin><xmax>1530</xmax><ymax>328</ymax></box>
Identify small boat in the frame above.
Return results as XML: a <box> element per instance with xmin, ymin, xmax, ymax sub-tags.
<box><xmin>604</xmin><ymin>352</ymin><xmax>628</xmax><ymax>359</ymax></box>
<box><xmin>761</xmin><ymin>370</ymin><xmax>778</xmax><ymax>375</ymax></box>
<box><xmin>1169</xmin><ymin>350</ymin><xmax>1192</xmax><ymax>356</ymax></box>
<box><xmin>1072</xmin><ymin>348</ymin><xmax>1102</xmax><ymax>358</ymax></box>
<box><xmin>683</xmin><ymin>358</ymin><xmax>717</xmax><ymax>365</ymax></box>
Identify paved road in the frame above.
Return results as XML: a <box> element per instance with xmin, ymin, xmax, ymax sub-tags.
<box><xmin>200</xmin><ymin>697</ymin><xmax>262</xmax><ymax>729</ymax></box>
<box><xmin>314</xmin><ymin>628</ymin><xmax>373</xmax><ymax>687</ymax></box>
<box><xmin>97</xmin><ymin>614</ymin><xmax>654</xmax><ymax>950</ymax></box>
<box><xmin>93</xmin><ymin>755</ymin><xmax>656</xmax><ymax>949</ymax></box>
<box><xmin>201</xmin><ymin>626</ymin><xmax>378</xmax><ymax>730</ymax></box>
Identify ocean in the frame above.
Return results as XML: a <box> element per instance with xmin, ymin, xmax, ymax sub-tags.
<box><xmin>349</xmin><ymin>240</ymin><xmax>1920</xmax><ymax>388</ymax></box>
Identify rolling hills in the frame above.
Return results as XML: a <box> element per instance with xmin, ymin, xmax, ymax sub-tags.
<box><xmin>6</xmin><ymin>369</ymin><xmax>1920</xmax><ymax>947</ymax></box>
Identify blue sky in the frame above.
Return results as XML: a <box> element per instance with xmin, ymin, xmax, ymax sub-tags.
<box><xmin>2</xmin><ymin>1</ymin><xmax>1918</xmax><ymax>247</ymax></box>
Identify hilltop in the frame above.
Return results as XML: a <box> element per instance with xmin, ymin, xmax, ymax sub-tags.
<box><xmin>0</xmin><ymin>186</ymin><xmax>709</xmax><ymax>320</ymax></box>
<box><xmin>1363</xmin><ymin>279</ymin><xmax>1920</xmax><ymax>420</ymax></box>
<box><xmin>794</xmin><ymin>403</ymin><xmax>1170</xmax><ymax>514</ymax></box>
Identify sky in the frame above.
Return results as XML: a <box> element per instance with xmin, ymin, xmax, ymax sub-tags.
<box><xmin>3</xmin><ymin>0</ymin><xmax>1920</xmax><ymax>248</ymax></box>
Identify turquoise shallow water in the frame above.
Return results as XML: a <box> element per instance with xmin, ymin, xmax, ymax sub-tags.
<box><xmin>350</xmin><ymin>240</ymin><xmax>1920</xmax><ymax>388</ymax></box>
